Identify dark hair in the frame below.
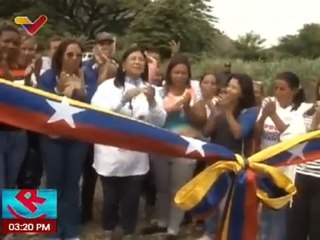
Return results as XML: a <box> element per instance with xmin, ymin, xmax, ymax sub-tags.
<box><xmin>114</xmin><ymin>46</ymin><xmax>148</xmax><ymax>88</ymax></box>
<box><xmin>276</xmin><ymin>71</ymin><xmax>306</xmax><ymax>111</ymax></box>
<box><xmin>200</xmin><ymin>72</ymin><xmax>219</xmax><ymax>84</ymax></box>
<box><xmin>316</xmin><ymin>80</ymin><xmax>320</xmax><ymax>101</ymax></box>
<box><xmin>0</xmin><ymin>25</ymin><xmax>20</xmax><ymax>37</ymax></box>
<box><xmin>229</xmin><ymin>73</ymin><xmax>255</xmax><ymax>114</ymax></box>
<box><xmin>253</xmin><ymin>81</ymin><xmax>264</xmax><ymax>94</ymax></box>
<box><xmin>51</xmin><ymin>39</ymin><xmax>84</xmax><ymax>75</ymax></box>
<box><xmin>49</xmin><ymin>36</ymin><xmax>63</xmax><ymax>43</ymax></box>
<box><xmin>146</xmin><ymin>47</ymin><xmax>160</xmax><ymax>54</ymax></box>
<box><xmin>165</xmin><ymin>54</ymin><xmax>191</xmax><ymax>88</ymax></box>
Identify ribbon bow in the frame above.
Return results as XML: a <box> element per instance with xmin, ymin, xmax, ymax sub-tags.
<box><xmin>175</xmin><ymin>130</ymin><xmax>320</xmax><ymax>240</ymax></box>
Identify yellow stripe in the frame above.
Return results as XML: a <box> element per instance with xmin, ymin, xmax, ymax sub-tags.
<box><xmin>14</xmin><ymin>17</ymin><xmax>31</xmax><ymax>25</ymax></box>
<box><xmin>249</xmin><ymin>130</ymin><xmax>320</xmax><ymax>163</ymax></box>
<box><xmin>175</xmin><ymin>161</ymin><xmax>242</xmax><ymax>210</ymax></box>
<box><xmin>221</xmin><ymin>186</ymin><xmax>235</xmax><ymax>240</ymax></box>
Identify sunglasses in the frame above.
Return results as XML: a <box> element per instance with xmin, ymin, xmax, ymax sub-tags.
<box><xmin>65</xmin><ymin>52</ymin><xmax>83</xmax><ymax>59</ymax></box>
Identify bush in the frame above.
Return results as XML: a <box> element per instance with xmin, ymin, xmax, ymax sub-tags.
<box><xmin>189</xmin><ymin>57</ymin><xmax>320</xmax><ymax>99</ymax></box>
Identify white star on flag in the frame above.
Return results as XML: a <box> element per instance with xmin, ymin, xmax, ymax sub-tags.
<box><xmin>46</xmin><ymin>97</ymin><xmax>85</xmax><ymax>128</ymax></box>
<box><xmin>287</xmin><ymin>142</ymin><xmax>308</xmax><ymax>162</ymax></box>
<box><xmin>181</xmin><ymin>136</ymin><xmax>206</xmax><ymax>157</ymax></box>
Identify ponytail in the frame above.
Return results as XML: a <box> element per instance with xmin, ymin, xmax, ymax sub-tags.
<box><xmin>292</xmin><ymin>87</ymin><xmax>306</xmax><ymax>111</ymax></box>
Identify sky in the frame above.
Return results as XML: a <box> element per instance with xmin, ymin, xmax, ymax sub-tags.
<box><xmin>212</xmin><ymin>0</ymin><xmax>320</xmax><ymax>47</ymax></box>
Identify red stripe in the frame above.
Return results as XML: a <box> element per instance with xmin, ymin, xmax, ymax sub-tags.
<box><xmin>0</xmin><ymin>104</ymin><xmax>215</xmax><ymax>160</ymax></box>
<box><xmin>0</xmin><ymin>69</ymin><xmax>26</xmax><ymax>78</ymax></box>
<box><xmin>242</xmin><ymin>169</ymin><xmax>259</xmax><ymax>240</ymax></box>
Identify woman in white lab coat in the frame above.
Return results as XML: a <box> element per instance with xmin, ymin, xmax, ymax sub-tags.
<box><xmin>91</xmin><ymin>46</ymin><xmax>166</xmax><ymax>240</ymax></box>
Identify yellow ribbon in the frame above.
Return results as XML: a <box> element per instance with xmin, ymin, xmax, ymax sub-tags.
<box><xmin>175</xmin><ymin>130</ymin><xmax>320</xmax><ymax>212</ymax></box>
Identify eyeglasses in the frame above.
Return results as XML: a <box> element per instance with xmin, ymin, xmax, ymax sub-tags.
<box><xmin>65</xmin><ymin>52</ymin><xmax>83</xmax><ymax>59</ymax></box>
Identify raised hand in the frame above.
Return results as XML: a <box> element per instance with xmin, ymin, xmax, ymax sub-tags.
<box><xmin>262</xmin><ymin>98</ymin><xmax>276</xmax><ymax>117</ymax></box>
<box><xmin>143</xmin><ymin>85</ymin><xmax>156</xmax><ymax>106</ymax></box>
<box><xmin>122</xmin><ymin>88</ymin><xmax>143</xmax><ymax>103</ymax></box>
<box><xmin>170</xmin><ymin>40</ymin><xmax>180</xmax><ymax>55</ymax></box>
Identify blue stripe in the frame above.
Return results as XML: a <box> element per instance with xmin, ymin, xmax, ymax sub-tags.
<box><xmin>0</xmin><ymin>83</ymin><xmax>235</xmax><ymax>160</ymax></box>
<box><xmin>192</xmin><ymin>173</ymin><xmax>232</xmax><ymax>217</ymax></box>
<box><xmin>228</xmin><ymin>171</ymin><xmax>246</xmax><ymax>240</ymax></box>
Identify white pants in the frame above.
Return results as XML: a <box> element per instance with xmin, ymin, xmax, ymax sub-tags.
<box><xmin>151</xmin><ymin>155</ymin><xmax>196</xmax><ymax>235</ymax></box>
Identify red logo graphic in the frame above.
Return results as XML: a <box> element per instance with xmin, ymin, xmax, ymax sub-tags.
<box><xmin>7</xmin><ymin>190</ymin><xmax>46</xmax><ymax>219</ymax></box>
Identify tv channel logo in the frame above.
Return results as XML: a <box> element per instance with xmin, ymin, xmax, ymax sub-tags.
<box><xmin>14</xmin><ymin>15</ymin><xmax>47</xmax><ymax>36</ymax></box>
<box><xmin>2</xmin><ymin>189</ymin><xmax>57</xmax><ymax>234</ymax></box>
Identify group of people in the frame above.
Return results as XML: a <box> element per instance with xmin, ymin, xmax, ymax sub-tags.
<box><xmin>0</xmin><ymin>23</ymin><xmax>319</xmax><ymax>240</ymax></box>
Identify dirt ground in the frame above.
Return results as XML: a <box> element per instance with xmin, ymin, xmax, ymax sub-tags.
<box><xmin>11</xmin><ymin>182</ymin><xmax>203</xmax><ymax>240</ymax></box>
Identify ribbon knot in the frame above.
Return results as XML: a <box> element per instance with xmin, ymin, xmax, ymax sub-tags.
<box><xmin>175</xmin><ymin>153</ymin><xmax>298</xmax><ymax>240</ymax></box>
<box><xmin>175</xmin><ymin>129</ymin><xmax>320</xmax><ymax>240</ymax></box>
<box><xmin>235</xmin><ymin>154</ymin><xmax>249</xmax><ymax>169</ymax></box>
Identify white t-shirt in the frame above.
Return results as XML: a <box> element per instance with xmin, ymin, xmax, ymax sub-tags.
<box><xmin>258</xmin><ymin>99</ymin><xmax>312</xmax><ymax>180</ymax></box>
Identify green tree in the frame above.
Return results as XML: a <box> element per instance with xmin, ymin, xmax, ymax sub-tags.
<box><xmin>0</xmin><ymin>0</ymin><xmax>32</xmax><ymax>19</ymax></box>
<box><xmin>13</xmin><ymin>0</ymin><xmax>148</xmax><ymax>39</ymax></box>
<box><xmin>277</xmin><ymin>24</ymin><xmax>320</xmax><ymax>59</ymax></box>
<box><xmin>234</xmin><ymin>31</ymin><xmax>266</xmax><ymax>61</ymax></box>
<box><xmin>128</xmin><ymin>0</ymin><xmax>217</xmax><ymax>57</ymax></box>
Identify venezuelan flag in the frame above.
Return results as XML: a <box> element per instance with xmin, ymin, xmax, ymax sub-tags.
<box><xmin>175</xmin><ymin>128</ymin><xmax>320</xmax><ymax>240</ymax></box>
<box><xmin>3</xmin><ymin>78</ymin><xmax>320</xmax><ymax>240</ymax></box>
<box><xmin>0</xmin><ymin>79</ymin><xmax>234</xmax><ymax>161</ymax></box>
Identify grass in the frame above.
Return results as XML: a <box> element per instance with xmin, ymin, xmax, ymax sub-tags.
<box><xmin>163</xmin><ymin>56</ymin><xmax>320</xmax><ymax>99</ymax></box>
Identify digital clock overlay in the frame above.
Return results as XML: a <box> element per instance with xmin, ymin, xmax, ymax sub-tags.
<box><xmin>1</xmin><ymin>189</ymin><xmax>57</xmax><ymax>234</ymax></box>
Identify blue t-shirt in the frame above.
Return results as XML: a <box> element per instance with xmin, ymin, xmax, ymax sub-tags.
<box><xmin>210</xmin><ymin>107</ymin><xmax>259</xmax><ymax>156</ymax></box>
<box><xmin>82</xmin><ymin>59</ymin><xmax>99</xmax><ymax>102</ymax></box>
<box><xmin>38</xmin><ymin>67</ymin><xmax>98</xmax><ymax>103</ymax></box>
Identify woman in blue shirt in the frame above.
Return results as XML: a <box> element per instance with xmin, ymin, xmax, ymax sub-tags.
<box><xmin>198</xmin><ymin>73</ymin><xmax>258</xmax><ymax>240</ymax></box>
<box><xmin>38</xmin><ymin>39</ymin><xmax>89</xmax><ymax>240</ymax></box>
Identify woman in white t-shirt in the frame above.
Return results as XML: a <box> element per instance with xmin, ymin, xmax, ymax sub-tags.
<box><xmin>255</xmin><ymin>72</ymin><xmax>311</xmax><ymax>240</ymax></box>
<box><xmin>287</xmin><ymin>82</ymin><xmax>320</xmax><ymax>240</ymax></box>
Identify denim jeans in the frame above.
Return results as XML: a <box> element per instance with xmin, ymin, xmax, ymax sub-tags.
<box><xmin>80</xmin><ymin>145</ymin><xmax>97</xmax><ymax>222</ymax></box>
<box><xmin>0</xmin><ymin>130</ymin><xmax>27</xmax><ymax>225</ymax></box>
<box><xmin>259</xmin><ymin>206</ymin><xmax>289</xmax><ymax>240</ymax></box>
<box><xmin>40</xmin><ymin>136</ymin><xmax>88</xmax><ymax>239</ymax></box>
<box><xmin>17</xmin><ymin>132</ymin><xmax>43</xmax><ymax>189</ymax></box>
<box><xmin>0</xmin><ymin>130</ymin><xmax>28</xmax><ymax>188</ymax></box>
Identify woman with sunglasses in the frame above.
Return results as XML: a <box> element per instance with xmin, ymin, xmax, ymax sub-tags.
<box><xmin>38</xmin><ymin>39</ymin><xmax>89</xmax><ymax>240</ymax></box>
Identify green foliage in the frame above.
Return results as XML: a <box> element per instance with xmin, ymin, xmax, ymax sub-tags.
<box><xmin>277</xmin><ymin>24</ymin><xmax>320</xmax><ymax>59</ymax></box>
<box><xmin>190</xmin><ymin>57</ymin><xmax>320</xmax><ymax>99</ymax></box>
<box><xmin>2</xmin><ymin>0</ymin><xmax>320</xmax><ymax>84</ymax></box>
<box><xmin>233</xmin><ymin>31</ymin><xmax>266</xmax><ymax>61</ymax></box>
<box><xmin>128</xmin><ymin>0</ymin><xmax>217</xmax><ymax>57</ymax></box>
<box><xmin>14</xmin><ymin>0</ymin><xmax>148</xmax><ymax>39</ymax></box>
